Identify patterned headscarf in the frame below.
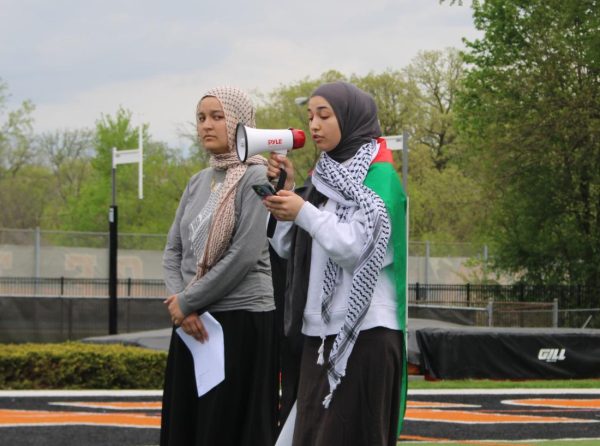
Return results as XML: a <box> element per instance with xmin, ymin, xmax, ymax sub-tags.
<box><xmin>194</xmin><ymin>86</ymin><xmax>267</xmax><ymax>276</ymax></box>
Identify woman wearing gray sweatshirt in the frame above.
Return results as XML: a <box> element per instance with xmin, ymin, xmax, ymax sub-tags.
<box><xmin>161</xmin><ymin>86</ymin><xmax>277</xmax><ymax>446</ymax></box>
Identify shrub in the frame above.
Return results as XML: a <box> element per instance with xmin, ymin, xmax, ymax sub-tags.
<box><xmin>0</xmin><ymin>342</ymin><xmax>167</xmax><ymax>389</ymax></box>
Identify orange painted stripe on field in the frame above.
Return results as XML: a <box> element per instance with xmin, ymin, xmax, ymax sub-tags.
<box><xmin>400</xmin><ymin>434</ymin><xmax>451</xmax><ymax>441</ymax></box>
<box><xmin>405</xmin><ymin>408</ymin><xmax>597</xmax><ymax>424</ymax></box>
<box><xmin>503</xmin><ymin>398</ymin><xmax>600</xmax><ymax>409</ymax></box>
<box><xmin>408</xmin><ymin>401</ymin><xmax>480</xmax><ymax>409</ymax></box>
<box><xmin>0</xmin><ymin>409</ymin><xmax>160</xmax><ymax>428</ymax></box>
<box><xmin>50</xmin><ymin>402</ymin><xmax>162</xmax><ymax>411</ymax></box>
<box><xmin>399</xmin><ymin>435</ymin><xmax>534</xmax><ymax>446</ymax></box>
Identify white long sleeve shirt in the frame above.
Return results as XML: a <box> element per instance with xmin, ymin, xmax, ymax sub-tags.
<box><xmin>269</xmin><ymin>196</ymin><xmax>399</xmax><ymax>337</ymax></box>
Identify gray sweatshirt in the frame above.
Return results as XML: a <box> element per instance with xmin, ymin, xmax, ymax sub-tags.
<box><xmin>162</xmin><ymin>164</ymin><xmax>274</xmax><ymax>315</ymax></box>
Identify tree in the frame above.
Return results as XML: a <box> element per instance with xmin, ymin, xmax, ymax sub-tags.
<box><xmin>255</xmin><ymin>64</ymin><xmax>484</xmax><ymax>243</ymax></box>
<box><xmin>405</xmin><ymin>48</ymin><xmax>464</xmax><ymax>170</ymax></box>
<box><xmin>351</xmin><ymin>70</ymin><xmax>414</xmax><ymax>137</ymax></box>
<box><xmin>0</xmin><ymin>165</ymin><xmax>53</xmax><ymax>228</ymax></box>
<box><xmin>0</xmin><ymin>79</ymin><xmax>36</xmax><ymax>179</ymax></box>
<box><xmin>350</xmin><ymin>60</ymin><xmax>482</xmax><ymax>243</ymax></box>
<box><xmin>0</xmin><ymin>79</ymin><xmax>48</xmax><ymax>228</ymax></box>
<box><xmin>407</xmin><ymin>143</ymin><xmax>483</xmax><ymax>244</ymax></box>
<box><xmin>62</xmin><ymin>107</ymin><xmax>203</xmax><ymax>237</ymax></box>
<box><xmin>456</xmin><ymin>0</ymin><xmax>600</xmax><ymax>285</ymax></box>
<box><xmin>60</xmin><ymin>108</ymin><xmax>139</xmax><ymax>232</ymax></box>
<box><xmin>37</xmin><ymin>129</ymin><xmax>94</xmax><ymax>205</ymax></box>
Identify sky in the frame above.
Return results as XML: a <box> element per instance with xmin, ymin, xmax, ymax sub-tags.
<box><xmin>0</xmin><ymin>0</ymin><xmax>480</xmax><ymax>148</ymax></box>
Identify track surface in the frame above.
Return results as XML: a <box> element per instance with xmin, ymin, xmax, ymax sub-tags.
<box><xmin>402</xmin><ymin>389</ymin><xmax>600</xmax><ymax>444</ymax></box>
<box><xmin>0</xmin><ymin>389</ymin><xmax>599</xmax><ymax>445</ymax></box>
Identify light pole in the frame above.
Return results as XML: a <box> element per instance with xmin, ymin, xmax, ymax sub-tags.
<box><xmin>294</xmin><ymin>97</ymin><xmax>308</xmax><ymax>107</ymax></box>
<box><xmin>109</xmin><ymin>122</ymin><xmax>144</xmax><ymax>335</ymax></box>
<box><xmin>382</xmin><ymin>131</ymin><xmax>409</xmax><ymax>193</ymax></box>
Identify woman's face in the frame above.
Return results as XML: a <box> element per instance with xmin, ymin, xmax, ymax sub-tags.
<box><xmin>307</xmin><ymin>96</ymin><xmax>341</xmax><ymax>152</ymax></box>
<box><xmin>197</xmin><ymin>96</ymin><xmax>229</xmax><ymax>155</ymax></box>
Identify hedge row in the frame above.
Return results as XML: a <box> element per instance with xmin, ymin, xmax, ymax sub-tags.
<box><xmin>0</xmin><ymin>342</ymin><xmax>167</xmax><ymax>389</ymax></box>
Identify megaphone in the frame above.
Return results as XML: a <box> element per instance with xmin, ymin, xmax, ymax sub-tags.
<box><xmin>235</xmin><ymin>123</ymin><xmax>306</xmax><ymax>162</ymax></box>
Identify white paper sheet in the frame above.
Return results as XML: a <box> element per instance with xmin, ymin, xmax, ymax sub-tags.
<box><xmin>275</xmin><ymin>401</ymin><xmax>297</xmax><ymax>446</ymax></box>
<box><xmin>176</xmin><ymin>312</ymin><xmax>225</xmax><ymax>397</ymax></box>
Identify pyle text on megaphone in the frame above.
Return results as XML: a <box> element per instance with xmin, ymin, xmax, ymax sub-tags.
<box><xmin>235</xmin><ymin>123</ymin><xmax>306</xmax><ymax>163</ymax></box>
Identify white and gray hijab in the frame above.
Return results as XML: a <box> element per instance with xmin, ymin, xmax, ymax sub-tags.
<box><xmin>190</xmin><ymin>86</ymin><xmax>267</xmax><ymax>278</ymax></box>
<box><xmin>308</xmin><ymin>82</ymin><xmax>391</xmax><ymax>407</ymax></box>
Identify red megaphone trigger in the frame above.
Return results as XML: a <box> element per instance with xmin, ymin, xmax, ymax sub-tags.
<box><xmin>290</xmin><ymin>128</ymin><xmax>306</xmax><ymax>149</ymax></box>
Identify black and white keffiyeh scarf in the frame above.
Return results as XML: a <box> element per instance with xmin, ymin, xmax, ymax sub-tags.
<box><xmin>312</xmin><ymin>139</ymin><xmax>391</xmax><ymax>408</ymax></box>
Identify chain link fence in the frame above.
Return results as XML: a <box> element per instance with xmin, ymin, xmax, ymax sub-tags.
<box><xmin>0</xmin><ymin>228</ymin><xmax>492</xmax><ymax>284</ymax></box>
<box><xmin>2</xmin><ymin>228</ymin><xmax>598</xmax><ymax>340</ymax></box>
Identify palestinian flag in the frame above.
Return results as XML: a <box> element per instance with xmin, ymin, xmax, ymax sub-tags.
<box><xmin>363</xmin><ymin>137</ymin><xmax>408</xmax><ymax>435</ymax></box>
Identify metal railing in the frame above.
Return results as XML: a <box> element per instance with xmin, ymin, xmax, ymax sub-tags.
<box><xmin>0</xmin><ymin>277</ymin><xmax>167</xmax><ymax>298</ymax></box>
<box><xmin>409</xmin><ymin>282</ymin><xmax>599</xmax><ymax>309</ymax></box>
<box><xmin>2</xmin><ymin>277</ymin><xmax>598</xmax><ymax>309</ymax></box>
<box><xmin>1</xmin><ymin>278</ymin><xmax>598</xmax><ymax>331</ymax></box>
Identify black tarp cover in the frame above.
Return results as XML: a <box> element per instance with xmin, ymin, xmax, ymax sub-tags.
<box><xmin>416</xmin><ymin>327</ymin><xmax>600</xmax><ymax>379</ymax></box>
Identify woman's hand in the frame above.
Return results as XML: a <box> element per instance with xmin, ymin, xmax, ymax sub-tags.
<box><xmin>164</xmin><ymin>294</ymin><xmax>185</xmax><ymax>326</ymax></box>
<box><xmin>263</xmin><ymin>189</ymin><xmax>305</xmax><ymax>221</ymax></box>
<box><xmin>164</xmin><ymin>295</ymin><xmax>209</xmax><ymax>342</ymax></box>
<box><xmin>180</xmin><ymin>313</ymin><xmax>209</xmax><ymax>343</ymax></box>
<box><xmin>267</xmin><ymin>153</ymin><xmax>295</xmax><ymax>191</ymax></box>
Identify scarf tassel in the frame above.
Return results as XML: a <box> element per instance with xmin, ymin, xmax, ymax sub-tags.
<box><xmin>317</xmin><ymin>337</ymin><xmax>325</xmax><ymax>365</ymax></box>
<box><xmin>322</xmin><ymin>392</ymin><xmax>333</xmax><ymax>409</ymax></box>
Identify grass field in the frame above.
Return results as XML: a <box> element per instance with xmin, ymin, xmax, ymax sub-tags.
<box><xmin>399</xmin><ymin>441</ymin><xmax>600</xmax><ymax>446</ymax></box>
<box><xmin>407</xmin><ymin>378</ymin><xmax>600</xmax><ymax>390</ymax></box>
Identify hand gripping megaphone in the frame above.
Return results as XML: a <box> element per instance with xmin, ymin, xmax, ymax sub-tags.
<box><xmin>235</xmin><ymin>123</ymin><xmax>306</xmax><ymax>162</ymax></box>
<box><xmin>235</xmin><ymin>123</ymin><xmax>306</xmax><ymax>238</ymax></box>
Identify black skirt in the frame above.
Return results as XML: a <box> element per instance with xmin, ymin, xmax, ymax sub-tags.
<box><xmin>292</xmin><ymin>327</ymin><xmax>404</xmax><ymax>446</ymax></box>
<box><xmin>160</xmin><ymin>310</ymin><xmax>278</xmax><ymax>446</ymax></box>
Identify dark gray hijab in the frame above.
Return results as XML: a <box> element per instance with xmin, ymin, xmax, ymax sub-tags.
<box><xmin>311</xmin><ymin>81</ymin><xmax>382</xmax><ymax>163</ymax></box>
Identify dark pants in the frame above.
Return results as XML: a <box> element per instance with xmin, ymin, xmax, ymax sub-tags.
<box><xmin>293</xmin><ymin>328</ymin><xmax>404</xmax><ymax>446</ymax></box>
<box><xmin>160</xmin><ymin>310</ymin><xmax>278</xmax><ymax>446</ymax></box>
<box><xmin>270</xmin><ymin>247</ymin><xmax>303</xmax><ymax>429</ymax></box>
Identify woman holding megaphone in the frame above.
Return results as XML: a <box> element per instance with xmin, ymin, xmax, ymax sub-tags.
<box><xmin>263</xmin><ymin>81</ymin><xmax>408</xmax><ymax>446</ymax></box>
<box><xmin>161</xmin><ymin>86</ymin><xmax>278</xmax><ymax>446</ymax></box>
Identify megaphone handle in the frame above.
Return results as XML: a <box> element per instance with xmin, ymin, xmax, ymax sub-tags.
<box><xmin>267</xmin><ymin>214</ymin><xmax>277</xmax><ymax>238</ymax></box>
<box><xmin>267</xmin><ymin>168</ymin><xmax>288</xmax><ymax>238</ymax></box>
<box><xmin>275</xmin><ymin>168</ymin><xmax>287</xmax><ymax>191</ymax></box>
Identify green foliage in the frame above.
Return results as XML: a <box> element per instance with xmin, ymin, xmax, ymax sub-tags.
<box><xmin>0</xmin><ymin>79</ymin><xmax>45</xmax><ymax>228</ymax></box>
<box><xmin>0</xmin><ymin>165</ymin><xmax>54</xmax><ymax>228</ymax></box>
<box><xmin>407</xmin><ymin>144</ymin><xmax>484</xmax><ymax>243</ymax></box>
<box><xmin>35</xmin><ymin>129</ymin><xmax>95</xmax><ymax>228</ymax></box>
<box><xmin>61</xmin><ymin>107</ymin><xmax>203</xmax><ymax>235</ymax></box>
<box><xmin>456</xmin><ymin>0</ymin><xmax>600</xmax><ymax>285</ymax></box>
<box><xmin>0</xmin><ymin>342</ymin><xmax>166</xmax><ymax>389</ymax></box>
<box><xmin>351</xmin><ymin>69</ymin><xmax>413</xmax><ymax>137</ymax></box>
<box><xmin>404</xmin><ymin>48</ymin><xmax>464</xmax><ymax>170</ymax></box>
<box><xmin>1</xmin><ymin>52</ymin><xmax>480</xmax><ymax>247</ymax></box>
<box><xmin>0</xmin><ymin>79</ymin><xmax>36</xmax><ymax>178</ymax></box>
<box><xmin>255</xmin><ymin>59</ymin><xmax>481</xmax><ymax>245</ymax></box>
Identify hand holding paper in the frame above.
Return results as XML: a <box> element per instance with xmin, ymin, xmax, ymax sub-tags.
<box><xmin>176</xmin><ymin>312</ymin><xmax>225</xmax><ymax>397</ymax></box>
<box><xmin>180</xmin><ymin>312</ymin><xmax>209</xmax><ymax>342</ymax></box>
